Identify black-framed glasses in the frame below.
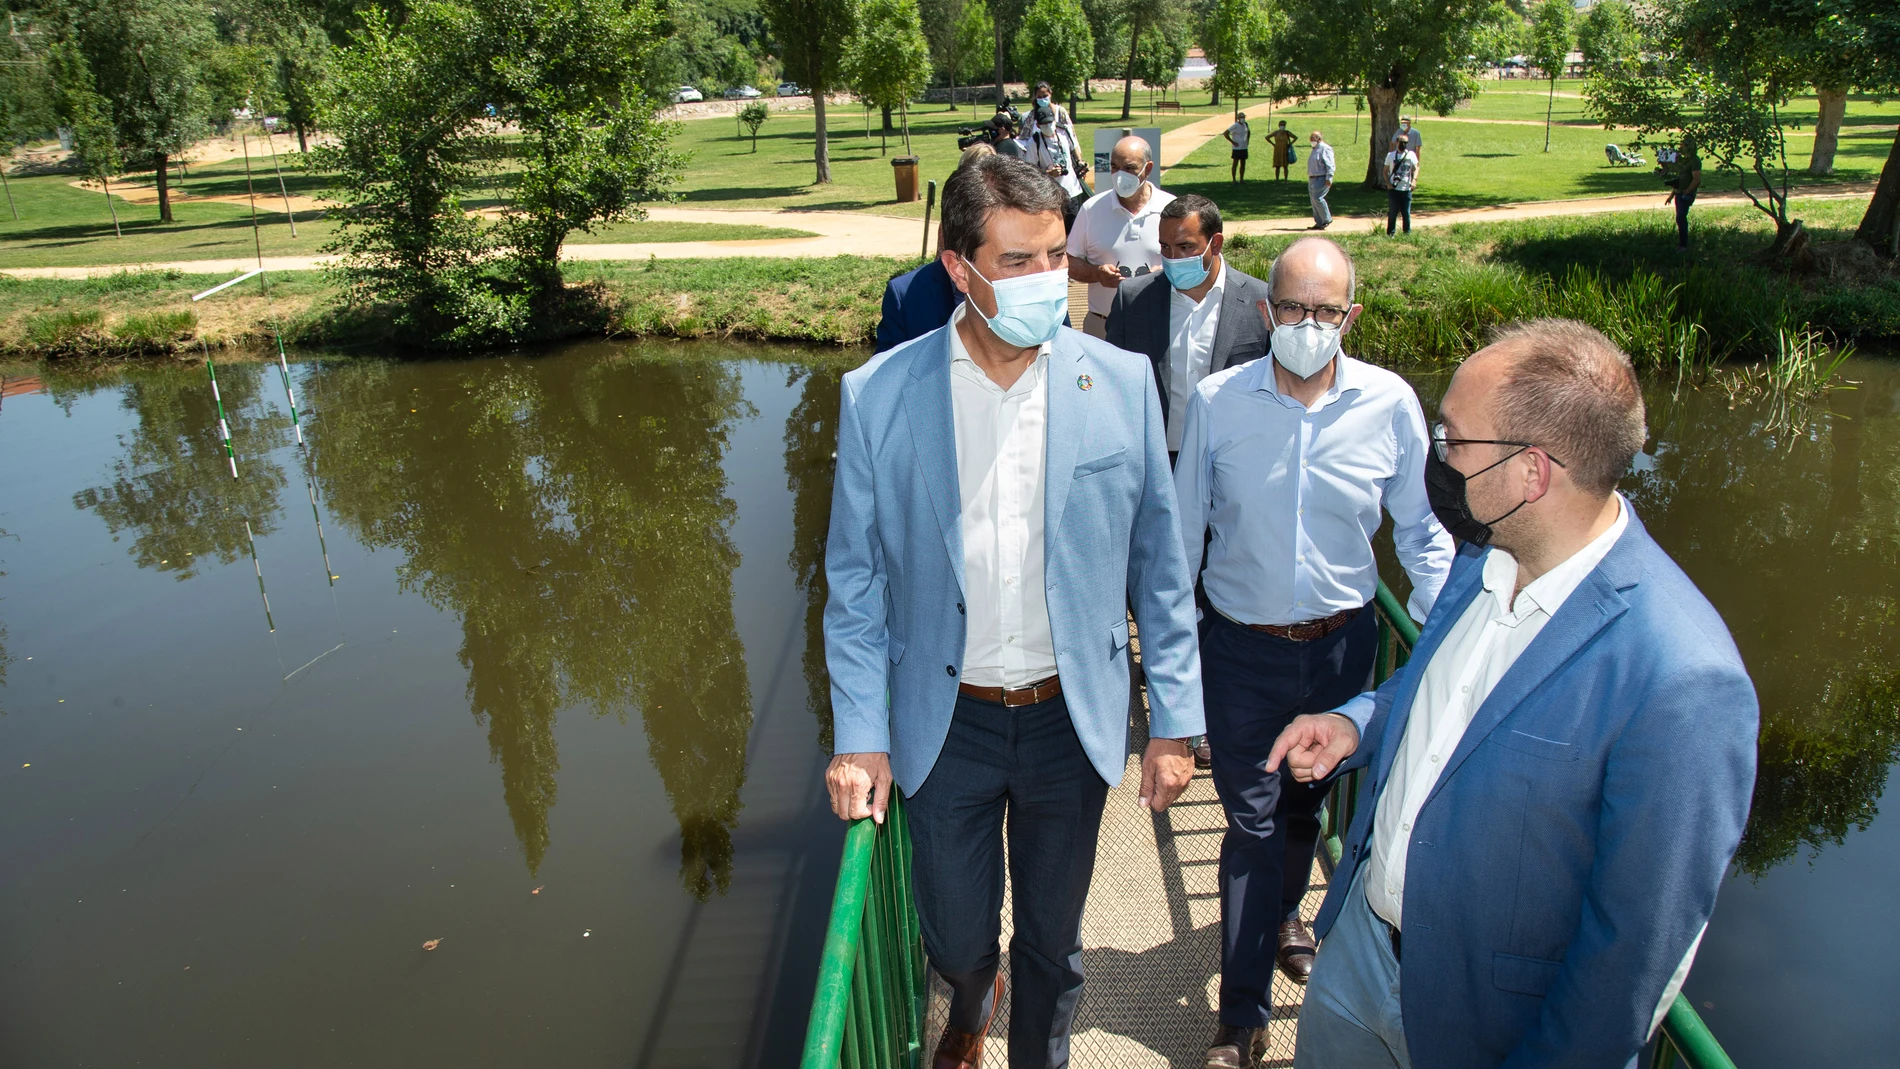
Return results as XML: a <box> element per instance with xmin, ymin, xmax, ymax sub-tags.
<box><xmin>1431</xmin><ymin>422</ymin><xmax>1566</xmax><ymax>466</ymax></box>
<box><xmin>1270</xmin><ymin>300</ymin><xmax>1350</xmax><ymax>327</ymax></box>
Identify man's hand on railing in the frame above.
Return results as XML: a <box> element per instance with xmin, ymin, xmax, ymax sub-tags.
<box><xmin>1138</xmin><ymin>738</ymin><xmax>1194</xmax><ymax>812</ymax></box>
<box><xmin>826</xmin><ymin>752</ymin><xmax>894</xmax><ymax>824</ymax></box>
<box><xmin>1267</xmin><ymin>713</ymin><xmax>1361</xmax><ymax>782</ymax></box>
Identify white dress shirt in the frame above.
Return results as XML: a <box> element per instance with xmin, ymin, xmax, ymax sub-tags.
<box><xmin>1165</xmin><ymin>260</ymin><xmax>1226</xmax><ymax>453</ymax></box>
<box><xmin>1068</xmin><ymin>184</ymin><xmax>1176</xmax><ymax>317</ymax></box>
<box><xmin>1364</xmin><ymin>496</ymin><xmax>1630</xmax><ymax>931</ymax></box>
<box><xmin>1307</xmin><ymin>139</ymin><xmax>1336</xmax><ymax>179</ymax></box>
<box><xmin>1174</xmin><ymin>354</ymin><xmax>1454</xmax><ymax>626</ymax></box>
<box><xmin>947</xmin><ymin>303</ymin><xmax>1059</xmax><ymax>688</ymax></box>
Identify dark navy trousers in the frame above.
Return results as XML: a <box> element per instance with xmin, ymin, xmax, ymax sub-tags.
<box><xmin>908</xmin><ymin>693</ymin><xmax>1110</xmax><ymax>1068</ymax></box>
<box><xmin>1201</xmin><ymin>607</ymin><xmax>1376</xmax><ymax>1027</ymax></box>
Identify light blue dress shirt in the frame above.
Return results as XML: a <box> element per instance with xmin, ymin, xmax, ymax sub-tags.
<box><xmin>1174</xmin><ymin>353</ymin><xmax>1453</xmax><ymax>626</ymax></box>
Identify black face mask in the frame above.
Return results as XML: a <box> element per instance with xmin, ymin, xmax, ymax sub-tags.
<box><xmin>1424</xmin><ymin>446</ymin><xmax>1529</xmax><ymax>547</ymax></box>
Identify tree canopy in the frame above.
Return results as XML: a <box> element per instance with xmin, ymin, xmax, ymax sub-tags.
<box><xmin>845</xmin><ymin>0</ymin><xmax>932</xmax><ymax>153</ymax></box>
<box><xmin>1014</xmin><ymin>0</ymin><xmax>1093</xmax><ymax>105</ymax></box>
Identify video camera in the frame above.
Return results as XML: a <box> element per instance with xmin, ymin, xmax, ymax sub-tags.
<box><xmin>956</xmin><ymin>103</ymin><xmax>1027</xmax><ymax>150</ymax></box>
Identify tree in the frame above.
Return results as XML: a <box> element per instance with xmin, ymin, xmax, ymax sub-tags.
<box><xmin>1200</xmin><ymin>0</ymin><xmax>1273</xmax><ymax>115</ymax></box>
<box><xmin>48</xmin><ymin>41</ymin><xmax>124</xmax><ymax>237</ymax></box>
<box><xmin>1528</xmin><ymin>0</ymin><xmax>1572</xmax><ymax>153</ymax></box>
<box><xmin>1576</xmin><ymin>0</ymin><xmax>1639</xmax><ymax>76</ymax></box>
<box><xmin>272</xmin><ymin>18</ymin><xmax>331</xmax><ymax>154</ymax></box>
<box><xmin>844</xmin><ymin>0</ymin><xmax>932</xmax><ymax>154</ymax></box>
<box><xmin>1133</xmin><ymin>12</ymin><xmax>1188</xmax><ymax>95</ymax></box>
<box><xmin>763</xmin><ymin>0</ymin><xmax>856</xmax><ymax>183</ymax></box>
<box><xmin>1277</xmin><ymin>0</ymin><xmax>1516</xmax><ymax>186</ymax></box>
<box><xmin>48</xmin><ymin>0</ymin><xmax>215</xmax><ymax>223</ymax></box>
<box><xmin>1830</xmin><ymin>0</ymin><xmax>1898</xmax><ymax>252</ymax></box>
<box><xmin>737</xmin><ymin>100</ymin><xmax>769</xmax><ymax>149</ymax></box>
<box><xmin>927</xmin><ymin>0</ymin><xmax>994</xmax><ymax>106</ymax></box>
<box><xmin>1014</xmin><ymin>0</ymin><xmax>1093</xmax><ymax>109</ymax></box>
<box><xmin>1117</xmin><ymin>0</ymin><xmax>1178</xmax><ymax>120</ymax></box>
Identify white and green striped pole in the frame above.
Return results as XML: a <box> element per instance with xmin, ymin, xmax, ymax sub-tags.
<box><xmin>245</xmin><ymin>520</ymin><xmax>276</xmax><ymax>633</ymax></box>
<box><xmin>275</xmin><ymin>335</ymin><xmax>303</xmax><ymax>446</ymax></box>
<box><xmin>206</xmin><ymin>355</ymin><xmax>238</xmax><ymax>479</ymax></box>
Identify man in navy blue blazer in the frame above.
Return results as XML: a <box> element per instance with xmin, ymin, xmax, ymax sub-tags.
<box><xmin>874</xmin><ymin>255</ymin><xmax>962</xmax><ymax>352</ymax></box>
<box><xmin>1269</xmin><ymin>318</ymin><xmax>1757</xmax><ymax>1069</ymax></box>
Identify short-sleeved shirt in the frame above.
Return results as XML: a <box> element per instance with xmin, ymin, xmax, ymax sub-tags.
<box><xmin>1389</xmin><ymin>125</ymin><xmax>1422</xmax><ymax>153</ymax></box>
<box><xmin>1227</xmin><ymin>121</ymin><xmax>1251</xmax><ymax>150</ymax></box>
<box><xmin>1384</xmin><ymin>149</ymin><xmax>1419</xmax><ymax>191</ymax></box>
<box><xmin>1067</xmin><ymin>184</ymin><xmax>1177</xmax><ymax>316</ymax></box>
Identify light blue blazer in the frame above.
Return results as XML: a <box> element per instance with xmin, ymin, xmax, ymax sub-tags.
<box><xmin>823</xmin><ymin>323</ymin><xmax>1205</xmax><ymax>794</ymax></box>
<box><xmin>1320</xmin><ymin>509</ymin><xmax>1758</xmax><ymax>1069</ymax></box>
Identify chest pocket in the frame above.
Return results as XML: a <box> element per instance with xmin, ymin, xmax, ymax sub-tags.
<box><xmin>1492</xmin><ymin>729</ymin><xmax>1578</xmax><ymax>762</ymax></box>
<box><xmin>1074</xmin><ymin>449</ymin><xmax>1126</xmax><ymax>479</ymax></box>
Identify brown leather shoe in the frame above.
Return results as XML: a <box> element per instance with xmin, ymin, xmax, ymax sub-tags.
<box><xmin>1204</xmin><ymin>1024</ymin><xmax>1265</xmax><ymax>1069</ymax></box>
<box><xmin>1193</xmin><ymin>735</ymin><xmax>1213</xmax><ymax>769</ymax></box>
<box><xmin>933</xmin><ymin>973</ymin><xmax>1006</xmax><ymax>1069</ymax></box>
<box><xmin>1277</xmin><ymin>918</ymin><xmax>1318</xmax><ymax>984</ymax></box>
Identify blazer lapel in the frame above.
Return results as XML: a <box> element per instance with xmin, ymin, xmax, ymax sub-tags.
<box><xmin>1421</xmin><ymin>526</ymin><xmax>1646</xmax><ymax>809</ymax></box>
<box><xmin>1043</xmin><ymin>333</ymin><xmax>1092</xmax><ymax>541</ymax></box>
<box><xmin>901</xmin><ymin>331</ymin><xmax>965</xmax><ymax>595</ymax></box>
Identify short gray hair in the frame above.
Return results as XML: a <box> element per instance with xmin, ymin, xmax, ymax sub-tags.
<box><xmin>1486</xmin><ymin>318</ymin><xmax>1648</xmax><ymax>497</ymax></box>
<box><xmin>1160</xmin><ymin>194</ymin><xmax>1222</xmax><ymax>237</ymax></box>
<box><xmin>1267</xmin><ymin>237</ymin><xmax>1357</xmax><ymax>303</ymax></box>
<box><xmin>940</xmin><ymin>154</ymin><xmax>1069</xmax><ymax>261</ymax></box>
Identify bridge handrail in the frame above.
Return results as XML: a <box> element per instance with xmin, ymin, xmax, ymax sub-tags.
<box><xmin>802</xmin><ymin>581</ymin><xmax>1736</xmax><ymax>1069</ymax></box>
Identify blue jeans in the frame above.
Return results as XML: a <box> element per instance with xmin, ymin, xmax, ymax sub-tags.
<box><xmin>1386</xmin><ymin>189</ymin><xmax>1412</xmax><ymax>234</ymax></box>
<box><xmin>1293</xmin><ymin>869</ymin><xmax>1412</xmax><ymax>1068</ymax></box>
<box><xmin>1201</xmin><ymin>608</ymin><xmax>1376</xmax><ymax>1027</ymax></box>
<box><xmin>908</xmin><ymin>692</ymin><xmax>1110</xmax><ymax>1068</ymax></box>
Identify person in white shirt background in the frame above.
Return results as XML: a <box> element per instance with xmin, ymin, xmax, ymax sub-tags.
<box><xmin>1224</xmin><ymin>112</ymin><xmax>1252</xmax><ymax>183</ymax></box>
<box><xmin>1032</xmin><ymin>81</ymin><xmax>1078</xmax><ymax>145</ymax></box>
<box><xmin>1173</xmin><ymin>236</ymin><xmax>1453</xmax><ymax>1069</ymax></box>
<box><xmin>1306</xmin><ymin>130</ymin><xmax>1336</xmax><ymax>230</ymax></box>
<box><xmin>1025</xmin><ymin>98</ymin><xmax>1089</xmax><ymax>229</ymax></box>
<box><xmin>1383</xmin><ymin>134</ymin><xmax>1420</xmax><ymax>236</ymax></box>
<box><xmin>1067</xmin><ymin>135</ymin><xmax>1175</xmax><ymax>340</ymax></box>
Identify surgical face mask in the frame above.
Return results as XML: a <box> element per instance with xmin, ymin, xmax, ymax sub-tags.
<box><xmin>1162</xmin><ymin>248</ymin><xmax>1210</xmax><ymax>291</ymax></box>
<box><xmin>1270</xmin><ymin>319</ymin><xmax>1341</xmax><ymax>379</ymax></box>
<box><xmin>1039</xmin><ymin>123</ymin><xmax>1056</xmax><ymax>138</ymax></box>
<box><xmin>963</xmin><ymin>259</ymin><xmax>1069</xmax><ymax>348</ymax></box>
<box><xmin>1112</xmin><ymin>168</ymin><xmax>1143</xmax><ymax>198</ymax></box>
<box><xmin>1423</xmin><ymin>446</ymin><xmax>1528</xmax><ymax>547</ymax></box>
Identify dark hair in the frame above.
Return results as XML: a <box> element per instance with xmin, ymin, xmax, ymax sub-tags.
<box><xmin>1159</xmin><ymin>194</ymin><xmax>1222</xmax><ymax>237</ymax></box>
<box><xmin>1485</xmin><ymin>318</ymin><xmax>1648</xmax><ymax>497</ymax></box>
<box><xmin>1036</xmin><ymin>81</ymin><xmax>1052</xmax><ymax>94</ymax></box>
<box><xmin>940</xmin><ymin>154</ymin><xmax>1068</xmax><ymax>261</ymax></box>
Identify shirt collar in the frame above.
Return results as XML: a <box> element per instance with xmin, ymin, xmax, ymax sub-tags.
<box><xmin>947</xmin><ymin>301</ymin><xmax>1054</xmax><ymax>375</ymax></box>
<box><xmin>1248</xmin><ymin>348</ymin><xmax>1357</xmax><ymax>409</ymax></box>
<box><xmin>1171</xmin><ymin>259</ymin><xmax>1226</xmax><ymax>308</ymax></box>
<box><xmin>1482</xmin><ymin>494</ymin><xmax>1630</xmax><ymax>624</ymax></box>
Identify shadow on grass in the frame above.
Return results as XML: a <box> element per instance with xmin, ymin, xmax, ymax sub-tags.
<box><xmin>1164</xmin><ymin>173</ymin><xmax>1506</xmax><ymax>217</ymax></box>
<box><xmin>0</xmin><ymin>211</ymin><xmax>303</xmax><ymax>247</ymax></box>
<box><xmin>682</xmin><ymin>185</ymin><xmax>814</xmax><ymax>202</ymax></box>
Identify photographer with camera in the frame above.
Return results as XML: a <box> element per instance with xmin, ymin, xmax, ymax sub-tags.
<box><xmin>1025</xmin><ymin>98</ymin><xmax>1088</xmax><ymax>230</ymax></box>
<box><xmin>1068</xmin><ymin>135</ymin><xmax>1174</xmax><ymax>339</ymax></box>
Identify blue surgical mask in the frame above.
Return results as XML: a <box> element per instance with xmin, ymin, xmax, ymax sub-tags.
<box><xmin>964</xmin><ymin>260</ymin><xmax>1069</xmax><ymax>348</ymax></box>
<box><xmin>1162</xmin><ymin>250</ymin><xmax>1211</xmax><ymax>291</ymax></box>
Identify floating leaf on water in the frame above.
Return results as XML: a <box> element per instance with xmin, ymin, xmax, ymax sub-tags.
<box><xmin>422</xmin><ymin>938</ymin><xmax>442</xmax><ymax>951</ymax></box>
<box><xmin>530</xmin><ymin>886</ymin><xmax>543</xmax><ymax>895</ymax></box>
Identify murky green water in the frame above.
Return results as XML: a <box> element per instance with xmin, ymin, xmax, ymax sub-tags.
<box><xmin>0</xmin><ymin>345</ymin><xmax>1894</xmax><ymax>1066</ymax></box>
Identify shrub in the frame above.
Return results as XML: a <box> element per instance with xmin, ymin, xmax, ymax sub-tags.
<box><xmin>112</xmin><ymin>309</ymin><xmax>199</xmax><ymax>345</ymax></box>
<box><xmin>24</xmin><ymin>308</ymin><xmax>105</xmax><ymax>348</ymax></box>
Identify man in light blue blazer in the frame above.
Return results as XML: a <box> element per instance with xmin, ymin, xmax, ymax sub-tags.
<box><xmin>1269</xmin><ymin>319</ymin><xmax>1757</xmax><ymax>1069</ymax></box>
<box><xmin>823</xmin><ymin>154</ymin><xmax>1206</xmax><ymax>1069</ymax></box>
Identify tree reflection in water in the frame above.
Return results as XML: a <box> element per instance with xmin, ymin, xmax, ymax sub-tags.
<box><xmin>302</xmin><ymin>354</ymin><xmax>757</xmax><ymax>897</ymax></box>
<box><xmin>783</xmin><ymin>364</ymin><xmax>843</xmax><ymax>753</ymax></box>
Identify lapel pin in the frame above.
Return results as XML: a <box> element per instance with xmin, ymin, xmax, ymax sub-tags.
<box><xmin>1076</xmin><ymin>374</ymin><xmax>1093</xmax><ymax>391</ymax></box>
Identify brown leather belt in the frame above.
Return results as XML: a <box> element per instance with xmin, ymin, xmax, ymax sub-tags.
<box><xmin>958</xmin><ymin>675</ymin><xmax>1063</xmax><ymax>708</ymax></box>
<box><xmin>1246</xmin><ymin>606</ymin><xmax>1360</xmax><ymax>642</ymax></box>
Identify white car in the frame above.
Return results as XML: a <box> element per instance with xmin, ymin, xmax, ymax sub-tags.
<box><xmin>671</xmin><ymin>86</ymin><xmax>703</xmax><ymax>103</ymax></box>
<box><xmin>724</xmin><ymin>85</ymin><xmax>763</xmax><ymax>100</ymax></box>
<box><xmin>776</xmin><ymin>82</ymin><xmax>803</xmax><ymax>97</ymax></box>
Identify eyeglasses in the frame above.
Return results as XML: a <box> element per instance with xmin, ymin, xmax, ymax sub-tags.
<box><xmin>1270</xmin><ymin>300</ymin><xmax>1350</xmax><ymax>327</ymax></box>
<box><xmin>1430</xmin><ymin>422</ymin><xmax>1567</xmax><ymax>467</ymax></box>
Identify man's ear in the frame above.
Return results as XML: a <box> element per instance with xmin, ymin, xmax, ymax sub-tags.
<box><xmin>1207</xmin><ymin>232</ymin><xmax>1225</xmax><ymax>259</ymax></box>
<box><xmin>940</xmin><ymin>250</ymin><xmax>971</xmax><ymax>295</ymax></box>
<box><xmin>1340</xmin><ymin>303</ymin><xmax>1364</xmax><ymax>337</ymax></box>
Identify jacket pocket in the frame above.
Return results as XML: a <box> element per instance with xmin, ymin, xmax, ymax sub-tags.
<box><xmin>887</xmin><ymin>638</ymin><xmax>906</xmax><ymax>664</ymax></box>
<box><xmin>1073</xmin><ymin>448</ymin><xmax>1127</xmax><ymax>478</ymax></box>
<box><xmin>1494</xmin><ymin>729</ymin><xmax>1578</xmax><ymax>761</ymax></box>
<box><xmin>1110</xmin><ymin>619</ymin><xmax>1131</xmax><ymax>650</ymax></box>
<box><xmin>1493</xmin><ymin>952</ymin><xmax>1562</xmax><ymax>997</ymax></box>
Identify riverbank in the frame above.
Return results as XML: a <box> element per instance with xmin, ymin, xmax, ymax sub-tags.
<box><xmin>2</xmin><ymin>197</ymin><xmax>1893</xmax><ymax>362</ymax></box>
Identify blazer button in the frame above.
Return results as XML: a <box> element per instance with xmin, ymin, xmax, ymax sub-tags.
<box><xmin>946</xmin><ymin>665</ymin><xmax>956</xmax><ymax>677</ymax></box>
<box><xmin>957</xmin><ymin>603</ymin><xmax>965</xmax><ymax>615</ymax></box>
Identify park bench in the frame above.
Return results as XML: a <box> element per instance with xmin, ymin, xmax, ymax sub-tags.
<box><xmin>1152</xmin><ymin>100</ymin><xmax>1184</xmax><ymax>117</ymax></box>
<box><xmin>1605</xmin><ymin>143</ymin><xmax>1646</xmax><ymax>166</ymax></box>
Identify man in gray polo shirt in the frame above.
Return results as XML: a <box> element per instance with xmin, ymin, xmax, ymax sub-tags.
<box><xmin>1306</xmin><ymin>130</ymin><xmax>1336</xmax><ymax>230</ymax></box>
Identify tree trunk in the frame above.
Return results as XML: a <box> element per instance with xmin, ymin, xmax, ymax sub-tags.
<box><xmin>994</xmin><ymin>22</ymin><xmax>1008</xmax><ymax>106</ymax></box>
<box><xmin>154</xmin><ymin>151</ymin><xmax>173</xmax><ymax>222</ymax></box>
<box><xmin>1809</xmin><ymin>86</ymin><xmax>1847</xmax><ymax>176</ymax></box>
<box><xmin>1120</xmin><ymin>14</ymin><xmax>1142</xmax><ymax>122</ymax></box>
<box><xmin>881</xmin><ymin>104</ymin><xmax>894</xmax><ymax>134</ymax></box>
<box><xmin>813</xmin><ymin>82</ymin><xmax>833</xmax><ymax>184</ymax></box>
<box><xmin>1853</xmin><ymin>124</ymin><xmax>1899</xmax><ymax>257</ymax></box>
<box><xmin>295</xmin><ymin>124</ymin><xmax>308</xmax><ymax>154</ymax></box>
<box><xmin>1364</xmin><ymin>84</ymin><xmax>1402</xmax><ymax>187</ymax></box>
<box><xmin>103</xmin><ymin>175</ymin><xmax>121</xmax><ymax>238</ymax></box>
<box><xmin>949</xmin><ymin>71</ymin><xmax>958</xmax><ymax>112</ymax></box>
<box><xmin>1543</xmin><ymin>79</ymin><xmax>1555</xmax><ymax>152</ymax></box>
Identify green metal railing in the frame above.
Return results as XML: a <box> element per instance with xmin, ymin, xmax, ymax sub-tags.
<box><xmin>803</xmin><ymin>581</ymin><xmax>1737</xmax><ymax>1068</ymax></box>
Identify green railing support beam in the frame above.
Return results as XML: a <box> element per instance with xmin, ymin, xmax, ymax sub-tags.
<box><xmin>1656</xmin><ymin>994</ymin><xmax>1738</xmax><ymax>1069</ymax></box>
<box><xmin>801</xmin><ymin>817</ymin><xmax>877</xmax><ymax>1069</ymax></box>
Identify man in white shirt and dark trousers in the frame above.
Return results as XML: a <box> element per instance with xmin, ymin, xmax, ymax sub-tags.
<box><xmin>1068</xmin><ymin>135</ymin><xmax>1174</xmax><ymax>340</ymax></box>
<box><xmin>1306</xmin><ymin>129</ymin><xmax>1336</xmax><ymax>230</ymax></box>
<box><xmin>1174</xmin><ymin>237</ymin><xmax>1453</xmax><ymax>1069</ymax></box>
<box><xmin>1269</xmin><ymin>319</ymin><xmax>1756</xmax><ymax>1067</ymax></box>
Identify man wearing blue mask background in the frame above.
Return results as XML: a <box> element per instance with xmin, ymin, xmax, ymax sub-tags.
<box><xmin>1173</xmin><ymin>237</ymin><xmax>1453</xmax><ymax>1069</ymax></box>
<box><xmin>1068</xmin><ymin>135</ymin><xmax>1173</xmax><ymax>341</ymax></box>
<box><xmin>1104</xmin><ymin>195</ymin><xmax>1271</xmax><ymax>463</ymax></box>
<box><xmin>822</xmin><ymin>153</ymin><xmax>1205</xmax><ymax>1069</ymax></box>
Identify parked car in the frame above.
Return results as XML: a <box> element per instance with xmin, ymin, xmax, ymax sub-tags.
<box><xmin>723</xmin><ymin>85</ymin><xmax>763</xmax><ymax>99</ymax></box>
<box><xmin>671</xmin><ymin>86</ymin><xmax>703</xmax><ymax>103</ymax></box>
<box><xmin>776</xmin><ymin>82</ymin><xmax>803</xmax><ymax>97</ymax></box>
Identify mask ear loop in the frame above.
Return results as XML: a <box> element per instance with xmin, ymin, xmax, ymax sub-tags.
<box><xmin>1470</xmin><ymin>445</ymin><xmax>1533</xmax><ymax>527</ymax></box>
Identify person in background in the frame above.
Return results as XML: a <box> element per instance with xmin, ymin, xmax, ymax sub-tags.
<box><xmin>1306</xmin><ymin>130</ymin><xmax>1335</xmax><ymax>230</ymax></box>
<box><xmin>1383</xmin><ymin>133</ymin><xmax>1419</xmax><ymax>236</ymax></box>
<box><xmin>1224</xmin><ymin>112</ymin><xmax>1251</xmax><ymax>183</ymax></box>
<box><xmin>1068</xmin><ymin>136</ymin><xmax>1175</xmax><ymax>340</ymax></box>
<box><xmin>1026</xmin><ymin>98</ymin><xmax>1089</xmax><ymax>230</ymax></box>
<box><xmin>824</xmin><ymin>153</ymin><xmax>1205</xmax><ymax>1069</ymax></box>
<box><xmin>1174</xmin><ymin>237</ymin><xmax>1453</xmax><ymax>1069</ymax></box>
<box><xmin>1271</xmin><ymin>318</ymin><xmax>1756</xmax><ymax>1069</ymax></box>
<box><xmin>1667</xmin><ymin>136</ymin><xmax>1703</xmax><ymax>253</ymax></box>
<box><xmin>1267</xmin><ymin>120</ymin><xmax>1296</xmax><ymax>181</ymax></box>
<box><xmin>1032</xmin><ymin>81</ymin><xmax>1078</xmax><ymax>146</ymax></box>
<box><xmin>987</xmin><ymin>106</ymin><xmax>1026</xmax><ymax>160</ymax></box>
<box><xmin>1386</xmin><ymin>117</ymin><xmax>1423</xmax><ymax>164</ymax></box>
<box><xmin>875</xmin><ymin>151</ymin><xmax>988</xmax><ymax>351</ymax></box>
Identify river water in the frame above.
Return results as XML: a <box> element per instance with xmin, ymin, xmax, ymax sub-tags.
<box><xmin>0</xmin><ymin>344</ymin><xmax>1894</xmax><ymax>1067</ymax></box>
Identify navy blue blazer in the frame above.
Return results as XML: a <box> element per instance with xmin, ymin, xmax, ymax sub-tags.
<box><xmin>1323</xmin><ymin>508</ymin><xmax>1757</xmax><ymax>1068</ymax></box>
<box><xmin>873</xmin><ymin>259</ymin><xmax>961</xmax><ymax>353</ymax></box>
